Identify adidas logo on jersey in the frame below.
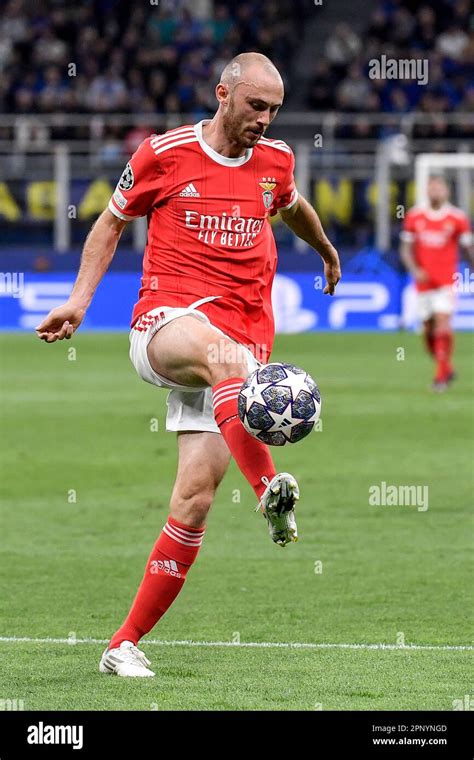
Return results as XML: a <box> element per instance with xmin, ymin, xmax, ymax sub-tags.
<box><xmin>179</xmin><ymin>183</ymin><xmax>200</xmax><ymax>197</ymax></box>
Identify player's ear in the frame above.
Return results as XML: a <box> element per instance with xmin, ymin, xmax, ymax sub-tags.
<box><xmin>216</xmin><ymin>82</ymin><xmax>230</xmax><ymax>106</ymax></box>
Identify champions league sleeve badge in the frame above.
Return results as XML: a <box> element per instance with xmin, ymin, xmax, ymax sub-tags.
<box><xmin>259</xmin><ymin>178</ymin><xmax>277</xmax><ymax>209</ymax></box>
<box><xmin>118</xmin><ymin>163</ymin><xmax>135</xmax><ymax>191</ymax></box>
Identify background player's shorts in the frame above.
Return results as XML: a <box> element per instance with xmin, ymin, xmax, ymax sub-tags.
<box><xmin>129</xmin><ymin>302</ymin><xmax>260</xmax><ymax>434</ymax></box>
<box><xmin>417</xmin><ymin>286</ymin><xmax>455</xmax><ymax>321</ymax></box>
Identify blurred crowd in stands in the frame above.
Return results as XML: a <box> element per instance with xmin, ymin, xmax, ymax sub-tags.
<box><xmin>0</xmin><ymin>0</ymin><xmax>306</xmax><ymax>117</ymax></box>
<box><xmin>308</xmin><ymin>0</ymin><xmax>473</xmax><ymax>138</ymax></box>
<box><xmin>0</xmin><ymin>0</ymin><xmax>472</xmax><ymax>142</ymax></box>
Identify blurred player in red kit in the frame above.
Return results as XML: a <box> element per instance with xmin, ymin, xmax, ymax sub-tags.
<box><xmin>400</xmin><ymin>175</ymin><xmax>473</xmax><ymax>391</ymax></box>
<box><xmin>36</xmin><ymin>53</ymin><xmax>341</xmax><ymax>676</ymax></box>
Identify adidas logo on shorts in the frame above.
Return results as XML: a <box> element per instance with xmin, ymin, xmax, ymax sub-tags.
<box><xmin>179</xmin><ymin>183</ymin><xmax>200</xmax><ymax>197</ymax></box>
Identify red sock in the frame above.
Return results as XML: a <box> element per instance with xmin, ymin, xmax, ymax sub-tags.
<box><xmin>433</xmin><ymin>331</ymin><xmax>454</xmax><ymax>381</ymax></box>
<box><xmin>424</xmin><ymin>332</ymin><xmax>435</xmax><ymax>355</ymax></box>
<box><xmin>212</xmin><ymin>377</ymin><xmax>276</xmax><ymax>499</ymax></box>
<box><xmin>109</xmin><ymin>516</ymin><xmax>205</xmax><ymax>649</ymax></box>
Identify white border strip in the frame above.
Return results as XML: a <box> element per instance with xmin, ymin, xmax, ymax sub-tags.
<box><xmin>0</xmin><ymin>637</ymin><xmax>471</xmax><ymax>651</ymax></box>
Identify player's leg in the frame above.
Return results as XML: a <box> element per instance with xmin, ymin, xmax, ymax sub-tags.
<box><xmin>146</xmin><ymin>313</ymin><xmax>248</xmax><ymax>386</ymax></box>
<box><xmin>432</xmin><ymin>311</ymin><xmax>455</xmax><ymax>389</ymax></box>
<box><xmin>147</xmin><ymin>314</ymin><xmax>277</xmax><ymax>498</ymax></box>
<box><xmin>168</xmin><ymin>430</ymin><xmax>231</xmax><ymax>525</ymax></box>
<box><xmin>148</xmin><ymin>314</ymin><xmax>299</xmax><ymax>545</ymax></box>
<box><xmin>100</xmin><ymin>431</ymin><xmax>231</xmax><ymax>677</ymax></box>
<box><xmin>422</xmin><ymin>317</ymin><xmax>435</xmax><ymax>357</ymax></box>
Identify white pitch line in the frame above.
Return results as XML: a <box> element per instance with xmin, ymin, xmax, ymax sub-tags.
<box><xmin>0</xmin><ymin>636</ymin><xmax>472</xmax><ymax>651</ymax></box>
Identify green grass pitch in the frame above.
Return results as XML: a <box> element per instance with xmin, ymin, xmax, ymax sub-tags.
<box><xmin>0</xmin><ymin>331</ymin><xmax>472</xmax><ymax>710</ymax></box>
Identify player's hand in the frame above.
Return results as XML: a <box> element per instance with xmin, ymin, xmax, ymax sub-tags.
<box><xmin>414</xmin><ymin>267</ymin><xmax>428</xmax><ymax>284</ymax></box>
<box><xmin>323</xmin><ymin>257</ymin><xmax>341</xmax><ymax>295</ymax></box>
<box><xmin>35</xmin><ymin>300</ymin><xmax>86</xmax><ymax>342</ymax></box>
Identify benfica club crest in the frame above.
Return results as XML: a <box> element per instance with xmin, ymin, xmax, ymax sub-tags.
<box><xmin>259</xmin><ymin>177</ymin><xmax>277</xmax><ymax>209</ymax></box>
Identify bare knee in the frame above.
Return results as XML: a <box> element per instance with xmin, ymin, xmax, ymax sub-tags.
<box><xmin>433</xmin><ymin>313</ymin><xmax>451</xmax><ymax>334</ymax></box>
<box><xmin>169</xmin><ymin>432</ymin><xmax>231</xmax><ymax>528</ymax></box>
<box><xmin>169</xmin><ymin>488</ymin><xmax>214</xmax><ymax>528</ymax></box>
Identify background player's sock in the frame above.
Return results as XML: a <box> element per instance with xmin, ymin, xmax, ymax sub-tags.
<box><xmin>423</xmin><ymin>332</ymin><xmax>435</xmax><ymax>355</ymax></box>
<box><xmin>212</xmin><ymin>377</ymin><xmax>276</xmax><ymax>499</ymax></box>
<box><xmin>109</xmin><ymin>517</ymin><xmax>205</xmax><ymax>649</ymax></box>
<box><xmin>433</xmin><ymin>330</ymin><xmax>454</xmax><ymax>381</ymax></box>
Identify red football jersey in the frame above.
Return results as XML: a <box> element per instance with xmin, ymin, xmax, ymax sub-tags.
<box><xmin>108</xmin><ymin>121</ymin><xmax>298</xmax><ymax>362</ymax></box>
<box><xmin>401</xmin><ymin>204</ymin><xmax>471</xmax><ymax>292</ymax></box>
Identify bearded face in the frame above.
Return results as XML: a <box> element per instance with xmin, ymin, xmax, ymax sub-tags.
<box><xmin>220</xmin><ymin>81</ymin><xmax>283</xmax><ymax>149</ymax></box>
<box><xmin>221</xmin><ymin>93</ymin><xmax>260</xmax><ymax>147</ymax></box>
<box><xmin>428</xmin><ymin>178</ymin><xmax>449</xmax><ymax>206</ymax></box>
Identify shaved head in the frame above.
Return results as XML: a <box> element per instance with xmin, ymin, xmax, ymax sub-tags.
<box><xmin>212</xmin><ymin>52</ymin><xmax>284</xmax><ymax>151</ymax></box>
<box><xmin>220</xmin><ymin>52</ymin><xmax>283</xmax><ymax>92</ymax></box>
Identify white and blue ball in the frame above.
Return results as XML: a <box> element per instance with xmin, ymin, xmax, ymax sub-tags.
<box><xmin>238</xmin><ymin>362</ymin><xmax>321</xmax><ymax>446</ymax></box>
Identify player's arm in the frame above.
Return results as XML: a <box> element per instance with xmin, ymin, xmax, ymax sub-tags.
<box><xmin>461</xmin><ymin>241</ymin><xmax>474</xmax><ymax>267</ymax></box>
<box><xmin>35</xmin><ymin>209</ymin><xmax>128</xmax><ymax>342</ymax></box>
<box><xmin>399</xmin><ymin>237</ymin><xmax>428</xmax><ymax>283</ymax></box>
<box><xmin>36</xmin><ymin>137</ymin><xmax>159</xmax><ymax>343</ymax></box>
<box><xmin>459</xmin><ymin>231</ymin><xmax>474</xmax><ymax>267</ymax></box>
<box><xmin>279</xmin><ymin>195</ymin><xmax>341</xmax><ymax>295</ymax></box>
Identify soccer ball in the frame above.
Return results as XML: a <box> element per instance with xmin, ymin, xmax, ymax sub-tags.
<box><xmin>238</xmin><ymin>362</ymin><xmax>321</xmax><ymax>446</ymax></box>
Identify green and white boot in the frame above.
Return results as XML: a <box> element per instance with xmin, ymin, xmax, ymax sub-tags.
<box><xmin>257</xmin><ymin>473</ymin><xmax>300</xmax><ymax>547</ymax></box>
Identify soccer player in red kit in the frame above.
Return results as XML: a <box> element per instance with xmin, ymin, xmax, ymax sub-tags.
<box><xmin>36</xmin><ymin>53</ymin><xmax>341</xmax><ymax>677</ymax></box>
<box><xmin>400</xmin><ymin>175</ymin><xmax>473</xmax><ymax>391</ymax></box>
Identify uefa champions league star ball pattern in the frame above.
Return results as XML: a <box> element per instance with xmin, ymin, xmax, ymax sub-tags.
<box><xmin>238</xmin><ymin>363</ymin><xmax>321</xmax><ymax>445</ymax></box>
